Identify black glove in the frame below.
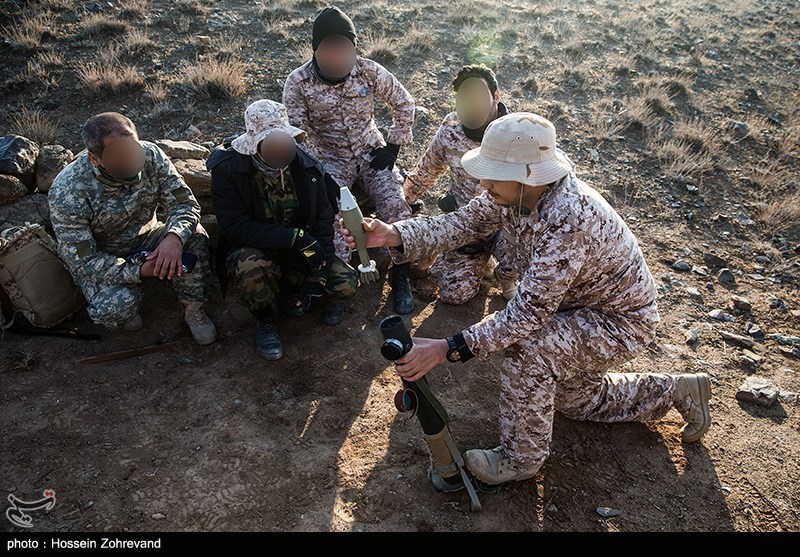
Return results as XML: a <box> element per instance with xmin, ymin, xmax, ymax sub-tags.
<box><xmin>369</xmin><ymin>142</ymin><xmax>400</xmax><ymax>171</ymax></box>
<box><xmin>292</xmin><ymin>229</ymin><xmax>325</xmax><ymax>272</ymax></box>
<box><xmin>437</xmin><ymin>193</ymin><xmax>457</xmax><ymax>213</ymax></box>
<box><xmin>298</xmin><ymin>275</ymin><xmax>326</xmax><ymax>313</ymax></box>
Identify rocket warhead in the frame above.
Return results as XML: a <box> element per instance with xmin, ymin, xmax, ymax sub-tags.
<box><xmin>339</xmin><ymin>186</ymin><xmax>358</xmax><ymax>212</ymax></box>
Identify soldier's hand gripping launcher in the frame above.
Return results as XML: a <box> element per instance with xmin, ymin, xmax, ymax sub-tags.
<box><xmin>379</xmin><ymin>315</ymin><xmax>482</xmax><ymax>512</ymax></box>
<box><xmin>339</xmin><ymin>186</ymin><xmax>379</xmax><ymax>283</ymax></box>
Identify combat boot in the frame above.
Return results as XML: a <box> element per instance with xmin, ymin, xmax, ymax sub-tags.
<box><xmin>181</xmin><ymin>301</ymin><xmax>217</xmax><ymax>345</ymax></box>
<box><xmin>464</xmin><ymin>446</ymin><xmax>541</xmax><ymax>485</ymax></box>
<box><xmin>121</xmin><ymin>313</ymin><xmax>143</xmax><ymax>332</ymax></box>
<box><xmin>673</xmin><ymin>373</ymin><xmax>712</xmax><ymax>442</ymax></box>
<box><xmin>322</xmin><ymin>302</ymin><xmax>345</xmax><ymax>326</ymax></box>
<box><xmin>252</xmin><ymin>307</ymin><xmax>283</xmax><ymax>360</ymax></box>
<box><xmin>390</xmin><ymin>262</ymin><xmax>414</xmax><ymax>314</ymax></box>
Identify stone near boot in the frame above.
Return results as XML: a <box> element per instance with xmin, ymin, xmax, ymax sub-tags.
<box><xmin>0</xmin><ymin>174</ymin><xmax>28</xmax><ymax>206</ymax></box>
<box><xmin>155</xmin><ymin>139</ymin><xmax>210</xmax><ymax>160</ymax></box>
<box><xmin>736</xmin><ymin>376</ymin><xmax>779</xmax><ymax>407</ymax></box>
<box><xmin>727</xmin><ymin>120</ymin><xmax>749</xmax><ymax>137</ymax></box>
<box><xmin>778</xmin><ymin>346</ymin><xmax>800</xmax><ymax>359</ymax></box>
<box><xmin>717</xmin><ymin>268</ymin><xmax>736</xmax><ymax>285</ymax></box>
<box><xmin>709</xmin><ymin>309</ymin><xmax>736</xmax><ymax>322</ymax></box>
<box><xmin>686</xmin><ymin>286</ymin><xmax>703</xmax><ymax>301</ymax></box>
<box><xmin>692</xmin><ymin>265</ymin><xmax>710</xmax><ymax>277</ymax></box>
<box><xmin>596</xmin><ymin>507</ymin><xmax>622</xmax><ymax>518</ymax></box>
<box><xmin>685</xmin><ymin>328</ymin><xmax>699</xmax><ymax>345</ymax></box>
<box><xmin>740</xmin><ymin>349</ymin><xmax>763</xmax><ymax>365</ymax></box>
<box><xmin>35</xmin><ymin>145</ymin><xmax>73</xmax><ymax>193</ymax></box>
<box><xmin>703</xmin><ymin>252</ymin><xmax>728</xmax><ymax>268</ymax></box>
<box><xmin>151</xmin><ymin>513</ymin><xmax>166</xmax><ymax>520</ymax></box>
<box><xmin>672</xmin><ymin>260</ymin><xmax>691</xmax><ymax>271</ymax></box>
<box><xmin>0</xmin><ymin>135</ymin><xmax>39</xmax><ymax>189</ymax></box>
<box><xmin>719</xmin><ymin>330</ymin><xmax>755</xmax><ymax>348</ymax></box>
<box><xmin>173</xmin><ymin>159</ymin><xmax>211</xmax><ymax>197</ymax></box>
<box><xmin>746</xmin><ymin>322</ymin><xmax>765</xmax><ymax>339</ymax></box>
<box><xmin>767</xmin><ymin>333</ymin><xmax>800</xmax><ymax>346</ymax></box>
<box><xmin>730</xmin><ymin>295</ymin><xmax>752</xmax><ymax>312</ymax></box>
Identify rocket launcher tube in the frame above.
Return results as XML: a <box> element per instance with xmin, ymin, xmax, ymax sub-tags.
<box><xmin>339</xmin><ymin>186</ymin><xmax>379</xmax><ymax>283</ymax></box>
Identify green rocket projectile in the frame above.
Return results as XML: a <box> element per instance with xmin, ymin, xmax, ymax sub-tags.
<box><xmin>340</xmin><ymin>186</ymin><xmax>380</xmax><ymax>283</ymax></box>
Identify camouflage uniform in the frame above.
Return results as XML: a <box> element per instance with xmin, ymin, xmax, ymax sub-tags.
<box><xmin>48</xmin><ymin>141</ymin><xmax>210</xmax><ymax>329</ymax></box>
<box><xmin>283</xmin><ymin>56</ymin><xmax>414</xmax><ymax>261</ymax></box>
<box><xmin>224</xmin><ymin>168</ymin><xmax>357</xmax><ymax>310</ymax></box>
<box><xmin>391</xmin><ymin>172</ymin><xmax>675</xmax><ymax>467</ymax></box>
<box><xmin>404</xmin><ymin>110</ymin><xmax>516</xmax><ymax>304</ymax></box>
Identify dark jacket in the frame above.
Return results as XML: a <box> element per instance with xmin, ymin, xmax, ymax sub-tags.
<box><xmin>206</xmin><ymin>145</ymin><xmax>340</xmax><ymax>295</ymax></box>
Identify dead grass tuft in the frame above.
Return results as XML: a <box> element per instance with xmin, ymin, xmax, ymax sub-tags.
<box><xmin>184</xmin><ymin>57</ymin><xmax>247</xmax><ymax>99</ymax></box>
<box><xmin>8</xmin><ymin>106</ymin><xmax>59</xmax><ymax>145</ymax></box>
<box><xmin>361</xmin><ymin>31</ymin><xmax>398</xmax><ymax>66</ymax></box>
<box><xmin>3</xmin><ymin>13</ymin><xmax>56</xmax><ymax>50</ymax></box>
<box><xmin>76</xmin><ymin>46</ymin><xmax>144</xmax><ymax>95</ymax></box>
<box><xmin>80</xmin><ymin>13</ymin><xmax>130</xmax><ymax>38</ymax></box>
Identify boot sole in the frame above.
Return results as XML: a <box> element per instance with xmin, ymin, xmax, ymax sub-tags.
<box><xmin>682</xmin><ymin>373</ymin><xmax>711</xmax><ymax>442</ymax></box>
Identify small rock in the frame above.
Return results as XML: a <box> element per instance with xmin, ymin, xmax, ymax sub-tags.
<box><xmin>746</xmin><ymin>273</ymin><xmax>765</xmax><ymax>281</ymax></box>
<box><xmin>195</xmin><ymin>35</ymin><xmax>213</xmax><ymax>46</ymax></box>
<box><xmin>741</xmin><ymin>349</ymin><xmax>763</xmax><ymax>364</ymax></box>
<box><xmin>717</xmin><ymin>268</ymin><xmax>736</xmax><ymax>285</ymax></box>
<box><xmin>155</xmin><ymin>140</ymin><xmax>210</xmax><ymax>161</ymax></box>
<box><xmin>767</xmin><ymin>115</ymin><xmax>781</xmax><ymax>126</ymax></box>
<box><xmin>0</xmin><ymin>135</ymin><xmax>39</xmax><ymax>189</ymax></box>
<box><xmin>184</xmin><ymin>124</ymin><xmax>202</xmax><ymax>139</ymax></box>
<box><xmin>596</xmin><ymin>507</ymin><xmax>622</xmax><ymax>518</ymax></box>
<box><xmin>709</xmin><ymin>309</ymin><xmax>736</xmax><ymax>322</ymax></box>
<box><xmin>792</xmin><ymin>310</ymin><xmax>800</xmax><ymax>321</ymax></box>
<box><xmin>703</xmin><ymin>252</ymin><xmax>728</xmax><ymax>268</ymax></box>
<box><xmin>692</xmin><ymin>265</ymin><xmax>710</xmax><ymax>277</ymax></box>
<box><xmin>587</xmin><ymin>148</ymin><xmax>600</xmax><ymax>161</ymax></box>
<box><xmin>767</xmin><ymin>333</ymin><xmax>800</xmax><ymax>346</ymax></box>
<box><xmin>730</xmin><ymin>295</ymin><xmax>752</xmax><ymax>312</ymax></box>
<box><xmin>768</xmin><ymin>298</ymin><xmax>786</xmax><ymax>311</ymax></box>
<box><xmin>736</xmin><ymin>376</ymin><xmax>779</xmax><ymax>407</ymax></box>
<box><xmin>778</xmin><ymin>346</ymin><xmax>800</xmax><ymax>359</ymax></box>
<box><xmin>0</xmin><ymin>174</ymin><xmax>28</xmax><ymax>206</ymax></box>
<box><xmin>686</xmin><ymin>183</ymin><xmax>699</xmax><ymax>193</ymax></box>
<box><xmin>672</xmin><ymin>260</ymin><xmax>691</xmax><ymax>271</ymax></box>
<box><xmin>743</xmin><ymin>87</ymin><xmax>760</xmax><ymax>101</ymax></box>
<box><xmin>151</xmin><ymin>513</ymin><xmax>166</xmax><ymax>520</ymax></box>
<box><xmin>547</xmin><ymin>503</ymin><xmax>557</xmax><ymax>513</ymax></box>
<box><xmin>35</xmin><ymin>145</ymin><xmax>74</xmax><ymax>193</ymax></box>
<box><xmin>686</xmin><ymin>287</ymin><xmax>703</xmax><ymax>301</ymax></box>
<box><xmin>685</xmin><ymin>329</ymin><xmax>699</xmax><ymax>345</ymax></box>
<box><xmin>746</xmin><ymin>322</ymin><xmax>765</xmax><ymax>338</ymax></box>
<box><xmin>753</xmin><ymin>255</ymin><xmax>771</xmax><ymax>265</ymax></box>
<box><xmin>720</xmin><ymin>330</ymin><xmax>756</xmax><ymax>348</ymax></box>
<box><xmin>727</xmin><ymin>120</ymin><xmax>749</xmax><ymax>136</ymax></box>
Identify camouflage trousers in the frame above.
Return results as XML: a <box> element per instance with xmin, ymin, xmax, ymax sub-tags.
<box><xmin>78</xmin><ymin>223</ymin><xmax>210</xmax><ymax>329</ymax></box>
<box><xmin>429</xmin><ymin>233</ymin><xmax>516</xmax><ymax>305</ymax></box>
<box><xmin>499</xmin><ymin>303</ymin><xmax>674</xmax><ymax>467</ymax></box>
<box><xmin>225</xmin><ymin>247</ymin><xmax>358</xmax><ymax>312</ymax></box>
<box><xmin>322</xmin><ymin>156</ymin><xmax>412</xmax><ymax>262</ymax></box>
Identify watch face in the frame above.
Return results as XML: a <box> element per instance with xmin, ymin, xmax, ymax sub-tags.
<box><xmin>447</xmin><ymin>349</ymin><xmax>460</xmax><ymax>362</ymax></box>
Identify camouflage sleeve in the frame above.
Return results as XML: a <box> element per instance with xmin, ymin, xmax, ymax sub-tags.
<box><xmin>390</xmin><ymin>193</ymin><xmax>503</xmax><ymax>264</ymax></box>
<box><xmin>48</xmin><ymin>183</ymin><xmax>141</xmax><ymax>286</ymax></box>
<box><xmin>403</xmin><ymin>125</ymin><xmax>449</xmax><ymax>205</ymax></box>
<box><xmin>461</xmin><ymin>223</ymin><xmax>591</xmax><ymax>357</ymax></box>
<box><xmin>282</xmin><ymin>72</ymin><xmax>309</xmax><ymax>133</ymax></box>
<box><xmin>152</xmin><ymin>144</ymin><xmax>201</xmax><ymax>245</ymax></box>
<box><xmin>371</xmin><ymin>61</ymin><xmax>415</xmax><ymax>146</ymax></box>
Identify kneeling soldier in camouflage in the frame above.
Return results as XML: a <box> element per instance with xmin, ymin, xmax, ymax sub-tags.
<box><xmin>342</xmin><ymin>112</ymin><xmax>712</xmax><ymax>485</ymax></box>
<box><xmin>208</xmin><ymin>99</ymin><xmax>357</xmax><ymax>361</ymax></box>
<box><xmin>49</xmin><ymin>112</ymin><xmax>216</xmax><ymax>345</ymax></box>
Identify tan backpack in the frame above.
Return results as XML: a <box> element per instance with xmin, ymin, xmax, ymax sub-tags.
<box><xmin>0</xmin><ymin>223</ymin><xmax>85</xmax><ymax>330</ymax></box>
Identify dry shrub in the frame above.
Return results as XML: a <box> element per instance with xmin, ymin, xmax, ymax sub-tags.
<box><xmin>655</xmin><ymin>139</ymin><xmax>714</xmax><ymax>182</ymax></box>
<box><xmin>184</xmin><ymin>57</ymin><xmax>247</xmax><ymax>99</ymax></box>
<box><xmin>3</xmin><ymin>12</ymin><xmax>56</xmax><ymax>50</ymax></box>
<box><xmin>8</xmin><ymin>106</ymin><xmax>59</xmax><ymax>145</ymax></box>
<box><xmin>76</xmin><ymin>47</ymin><xmax>144</xmax><ymax>95</ymax></box>
<box><xmin>361</xmin><ymin>31</ymin><xmax>398</xmax><ymax>66</ymax></box>
<box><xmin>80</xmin><ymin>13</ymin><xmax>130</xmax><ymax>37</ymax></box>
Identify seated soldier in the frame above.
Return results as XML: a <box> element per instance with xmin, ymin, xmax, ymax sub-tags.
<box><xmin>207</xmin><ymin>99</ymin><xmax>357</xmax><ymax>361</ymax></box>
<box><xmin>48</xmin><ymin>112</ymin><xmax>216</xmax><ymax>344</ymax></box>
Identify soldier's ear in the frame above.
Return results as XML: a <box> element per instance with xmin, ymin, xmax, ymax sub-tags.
<box><xmin>494</xmin><ymin>89</ymin><xmax>501</xmax><ymax>103</ymax></box>
<box><xmin>88</xmin><ymin>151</ymin><xmax>100</xmax><ymax>166</ymax></box>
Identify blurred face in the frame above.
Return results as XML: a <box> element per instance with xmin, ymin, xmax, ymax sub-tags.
<box><xmin>89</xmin><ymin>133</ymin><xmax>145</xmax><ymax>181</ymax></box>
<box><xmin>456</xmin><ymin>77</ymin><xmax>497</xmax><ymax>129</ymax></box>
<box><xmin>480</xmin><ymin>179</ymin><xmax>523</xmax><ymax>206</ymax></box>
<box><xmin>314</xmin><ymin>34</ymin><xmax>357</xmax><ymax>79</ymax></box>
<box><xmin>258</xmin><ymin>131</ymin><xmax>296</xmax><ymax>169</ymax></box>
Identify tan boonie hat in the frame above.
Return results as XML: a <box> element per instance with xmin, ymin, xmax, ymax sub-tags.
<box><xmin>461</xmin><ymin>112</ymin><xmax>572</xmax><ymax>186</ymax></box>
<box><xmin>231</xmin><ymin>99</ymin><xmax>306</xmax><ymax>156</ymax></box>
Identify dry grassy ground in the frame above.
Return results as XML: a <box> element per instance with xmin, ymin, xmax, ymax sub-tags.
<box><xmin>1</xmin><ymin>0</ymin><xmax>799</xmax><ymax>532</ymax></box>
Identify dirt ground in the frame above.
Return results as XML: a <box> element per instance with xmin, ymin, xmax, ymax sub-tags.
<box><xmin>1</xmin><ymin>0</ymin><xmax>799</xmax><ymax>532</ymax></box>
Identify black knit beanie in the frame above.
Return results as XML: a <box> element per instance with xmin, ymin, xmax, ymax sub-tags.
<box><xmin>312</xmin><ymin>6</ymin><xmax>357</xmax><ymax>51</ymax></box>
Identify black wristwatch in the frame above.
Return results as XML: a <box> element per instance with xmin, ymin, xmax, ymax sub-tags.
<box><xmin>445</xmin><ymin>333</ymin><xmax>474</xmax><ymax>363</ymax></box>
